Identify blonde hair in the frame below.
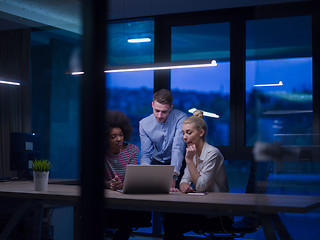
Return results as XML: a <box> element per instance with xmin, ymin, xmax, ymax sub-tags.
<box><xmin>184</xmin><ymin>110</ymin><xmax>207</xmax><ymax>140</ymax></box>
<box><xmin>193</xmin><ymin>110</ymin><xmax>204</xmax><ymax>118</ymax></box>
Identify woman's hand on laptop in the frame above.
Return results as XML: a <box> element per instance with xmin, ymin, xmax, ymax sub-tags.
<box><xmin>110</xmin><ymin>175</ymin><xmax>123</xmax><ymax>191</ymax></box>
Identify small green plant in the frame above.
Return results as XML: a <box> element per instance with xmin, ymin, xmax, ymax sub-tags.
<box><xmin>32</xmin><ymin>159</ymin><xmax>51</xmax><ymax>172</ymax></box>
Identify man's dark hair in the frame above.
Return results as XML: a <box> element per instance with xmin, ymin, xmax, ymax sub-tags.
<box><xmin>153</xmin><ymin>89</ymin><xmax>173</xmax><ymax>106</ymax></box>
<box><xmin>105</xmin><ymin>110</ymin><xmax>133</xmax><ymax>142</ymax></box>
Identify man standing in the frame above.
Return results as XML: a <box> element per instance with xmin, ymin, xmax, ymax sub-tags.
<box><xmin>139</xmin><ymin>89</ymin><xmax>187</xmax><ymax>187</ymax></box>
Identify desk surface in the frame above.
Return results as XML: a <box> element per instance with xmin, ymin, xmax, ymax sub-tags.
<box><xmin>0</xmin><ymin>181</ymin><xmax>320</xmax><ymax>215</ymax></box>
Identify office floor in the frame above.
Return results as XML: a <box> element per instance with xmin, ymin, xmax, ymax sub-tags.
<box><xmin>130</xmin><ymin>228</ymin><xmax>264</xmax><ymax>240</ymax></box>
<box><xmin>129</xmin><ymin>237</ymin><xmax>162</xmax><ymax>240</ymax></box>
<box><xmin>128</xmin><ymin>234</ymin><xmax>256</xmax><ymax>240</ymax></box>
<box><xmin>129</xmin><ymin>211</ymin><xmax>320</xmax><ymax>240</ymax></box>
<box><xmin>52</xmin><ymin>205</ymin><xmax>320</xmax><ymax>240</ymax></box>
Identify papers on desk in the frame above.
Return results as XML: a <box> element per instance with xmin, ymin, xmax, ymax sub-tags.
<box><xmin>187</xmin><ymin>192</ymin><xmax>208</xmax><ymax>196</ymax></box>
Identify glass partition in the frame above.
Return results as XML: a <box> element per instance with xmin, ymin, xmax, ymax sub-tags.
<box><xmin>31</xmin><ymin>28</ymin><xmax>81</xmax><ymax>179</ymax></box>
<box><xmin>245</xmin><ymin>16</ymin><xmax>312</xmax><ymax>146</ymax></box>
<box><xmin>171</xmin><ymin>22</ymin><xmax>230</xmax><ymax>146</ymax></box>
<box><xmin>107</xmin><ymin>19</ymin><xmax>154</xmax><ymax>66</ymax></box>
<box><xmin>106</xmin><ymin>19</ymin><xmax>155</xmax><ymax>148</ymax></box>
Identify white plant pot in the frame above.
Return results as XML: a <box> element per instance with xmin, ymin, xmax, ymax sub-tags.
<box><xmin>33</xmin><ymin>171</ymin><xmax>49</xmax><ymax>191</ymax></box>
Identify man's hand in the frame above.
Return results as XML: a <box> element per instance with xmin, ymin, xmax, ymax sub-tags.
<box><xmin>171</xmin><ymin>179</ymin><xmax>176</xmax><ymax>188</ymax></box>
<box><xmin>171</xmin><ymin>172</ymin><xmax>179</xmax><ymax>188</ymax></box>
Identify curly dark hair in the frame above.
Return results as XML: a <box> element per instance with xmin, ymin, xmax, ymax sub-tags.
<box><xmin>105</xmin><ymin>110</ymin><xmax>133</xmax><ymax>142</ymax></box>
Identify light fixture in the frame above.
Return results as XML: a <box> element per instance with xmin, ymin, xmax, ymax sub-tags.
<box><xmin>263</xmin><ymin>110</ymin><xmax>312</xmax><ymax>115</ymax></box>
<box><xmin>188</xmin><ymin>108</ymin><xmax>219</xmax><ymax>118</ymax></box>
<box><xmin>104</xmin><ymin>60</ymin><xmax>217</xmax><ymax>73</ymax></box>
<box><xmin>0</xmin><ymin>80</ymin><xmax>21</xmax><ymax>86</ymax></box>
<box><xmin>67</xmin><ymin>59</ymin><xmax>217</xmax><ymax>75</ymax></box>
<box><xmin>127</xmin><ymin>37</ymin><xmax>151</xmax><ymax>43</ymax></box>
<box><xmin>254</xmin><ymin>81</ymin><xmax>283</xmax><ymax>87</ymax></box>
<box><xmin>71</xmin><ymin>71</ymin><xmax>84</xmax><ymax>75</ymax></box>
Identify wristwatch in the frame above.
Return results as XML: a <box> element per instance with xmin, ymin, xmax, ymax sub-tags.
<box><xmin>172</xmin><ymin>174</ymin><xmax>179</xmax><ymax>181</ymax></box>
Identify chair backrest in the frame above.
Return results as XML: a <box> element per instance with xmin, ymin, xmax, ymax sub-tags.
<box><xmin>245</xmin><ymin>157</ymin><xmax>271</xmax><ymax>194</ymax></box>
<box><xmin>200</xmin><ymin>157</ymin><xmax>271</xmax><ymax>238</ymax></box>
<box><xmin>229</xmin><ymin>157</ymin><xmax>271</xmax><ymax>234</ymax></box>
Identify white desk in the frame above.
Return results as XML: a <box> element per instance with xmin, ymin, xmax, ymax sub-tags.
<box><xmin>1</xmin><ymin>181</ymin><xmax>320</xmax><ymax>239</ymax></box>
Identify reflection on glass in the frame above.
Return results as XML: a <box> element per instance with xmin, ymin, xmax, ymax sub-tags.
<box><xmin>107</xmin><ymin>19</ymin><xmax>154</xmax><ymax>66</ymax></box>
<box><xmin>106</xmin><ymin>71</ymin><xmax>154</xmax><ymax>147</ymax></box>
<box><xmin>171</xmin><ymin>22</ymin><xmax>230</xmax><ymax>146</ymax></box>
<box><xmin>246</xmin><ymin>16</ymin><xmax>312</xmax><ymax>146</ymax></box>
<box><xmin>171</xmin><ymin>23</ymin><xmax>230</xmax><ymax>62</ymax></box>
<box><xmin>106</xmin><ymin>19</ymin><xmax>155</xmax><ymax>147</ymax></box>
<box><xmin>31</xmin><ymin>28</ymin><xmax>82</xmax><ymax>179</ymax></box>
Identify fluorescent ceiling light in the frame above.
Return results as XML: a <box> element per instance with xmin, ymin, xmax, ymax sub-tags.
<box><xmin>254</xmin><ymin>81</ymin><xmax>283</xmax><ymax>87</ymax></box>
<box><xmin>67</xmin><ymin>60</ymin><xmax>217</xmax><ymax>75</ymax></box>
<box><xmin>104</xmin><ymin>60</ymin><xmax>217</xmax><ymax>73</ymax></box>
<box><xmin>263</xmin><ymin>110</ymin><xmax>312</xmax><ymax>115</ymax></box>
<box><xmin>274</xmin><ymin>133</ymin><xmax>314</xmax><ymax>136</ymax></box>
<box><xmin>71</xmin><ymin>71</ymin><xmax>84</xmax><ymax>75</ymax></box>
<box><xmin>188</xmin><ymin>108</ymin><xmax>219</xmax><ymax>118</ymax></box>
<box><xmin>0</xmin><ymin>80</ymin><xmax>21</xmax><ymax>86</ymax></box>
<box><xmin>128</xmin><ymin>38</ymin><xmax>151</xmax><ymax>43</ymax></box>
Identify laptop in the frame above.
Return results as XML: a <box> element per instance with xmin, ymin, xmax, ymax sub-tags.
<box><xmin>121</xmin><ymin>165</ymin><xmax>174</xmax><ymax>194</ymax></box>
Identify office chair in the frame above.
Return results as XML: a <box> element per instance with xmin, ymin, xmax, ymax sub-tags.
<box><xmin>196</xmin><ymin>158</ymin><xmax>271</xmax><ymax>240</ymax></box>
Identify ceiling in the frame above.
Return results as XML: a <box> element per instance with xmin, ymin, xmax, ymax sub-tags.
<box><xmin>0</xmin><ymin>0</ymin><xmax>304</xmax><ymax>34</ymax></box>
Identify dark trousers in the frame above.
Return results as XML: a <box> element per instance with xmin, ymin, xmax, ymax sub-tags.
<box><xmin>163</xmin><ymin>212</ymin><xmax>233</xmax><ymax>240</ymax></box>
<box><xmin>150</xmin><ymin>158</ymin><xmax>187</xmax><ymax>234</ymax></box>
<box><xmin>104</xmin><ymin>209</ymin><xmax>151</xmax><ymax>240</ymax></box>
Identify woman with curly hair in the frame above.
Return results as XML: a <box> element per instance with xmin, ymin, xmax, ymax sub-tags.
<box><xmin>104</xmin><ymin>110</ymin><xmax>151</xmax><ymax>239</ymax></box>
<box><xmin>104</xmin><ymin>110</ymin><xmax>138</xmax><ymax>190</ymax></box>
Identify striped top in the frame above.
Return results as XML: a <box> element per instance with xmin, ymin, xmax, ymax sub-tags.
<box><xmin>104</xmin><ymin>143</ymin><xmax>139</xmax><ymax>182</ymax></box>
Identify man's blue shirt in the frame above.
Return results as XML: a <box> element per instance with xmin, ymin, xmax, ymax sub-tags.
<box><xmin>139</xmin><ymin>109</ymin><xmax>187</xmax><ymax>175</ymax></box>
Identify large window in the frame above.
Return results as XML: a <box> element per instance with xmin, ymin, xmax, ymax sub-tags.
<box><xmin>107</xmin><ymin>19</ymin><xmax>154</xmax><ymax>66</ymax></box>
<box><xmin>171</xmin><ymin>22</ymin><xmax>230</xmax><ymax>146</ymax></box>
<box><xmin>245</xmin><ymin>16</ymin><xmax>312</xmax><ymax>146</ymax></box>
<box><xmin>106</xmin><ymin>72</ymin><xmax>153</xmax><ymax>146</ymax></box>
<box><xmin>106</xmin><ymin>19</ymin><xmax>155</xmax><ymax>147</ymax></box>
<box><xmin>105</xmin><ymin>5</ymin><xmax>319</xmax><ymax>239</ymax></box>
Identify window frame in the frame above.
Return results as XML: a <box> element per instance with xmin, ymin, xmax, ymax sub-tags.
<box><xmin>108</xmin><ymin>1</ymin><xmax>318</xmax><ymax>161</ymax></box>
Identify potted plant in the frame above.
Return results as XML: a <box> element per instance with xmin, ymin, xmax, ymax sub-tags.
<box><xmin>32</xmin><ymin>159</ymin><xmax>51</xmax><ymax>191</ymax></box>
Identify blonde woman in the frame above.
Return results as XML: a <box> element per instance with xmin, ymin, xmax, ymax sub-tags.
<box><xmin>163</xmin><ymin>110</ymin><xmax>232</xmax><ymax>239</ymax></box>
